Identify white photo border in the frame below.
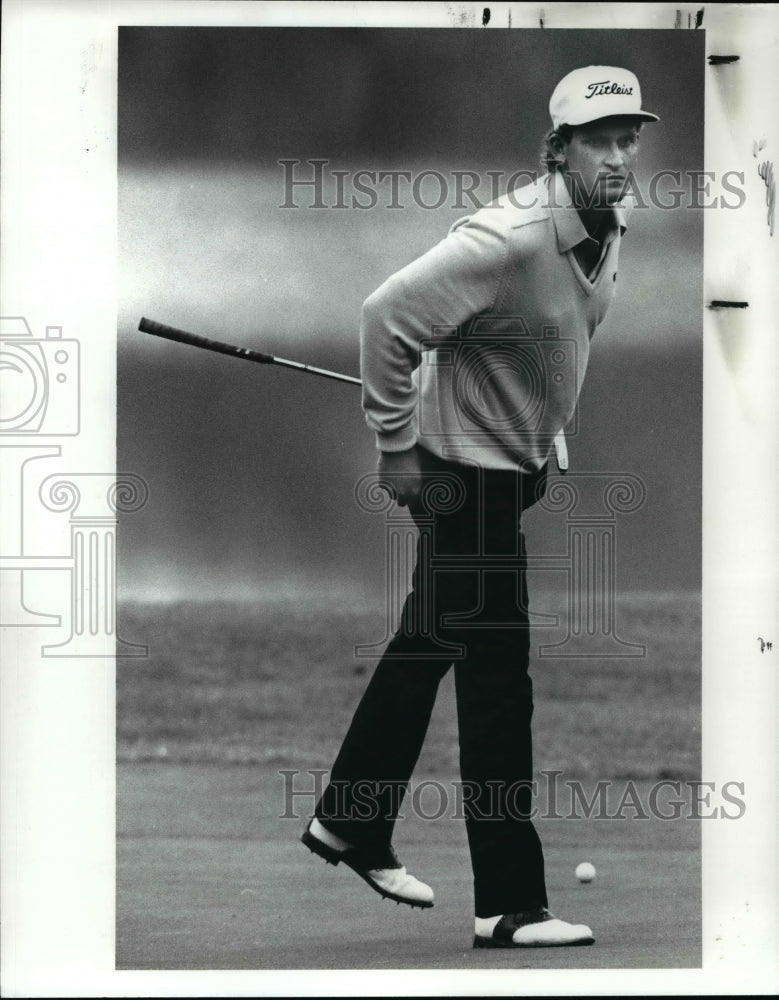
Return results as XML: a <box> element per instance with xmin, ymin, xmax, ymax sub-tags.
<box><xmin>1</xmin><ymin>1</ymin><xmax>777</xmax><ymax>996</ymax></box>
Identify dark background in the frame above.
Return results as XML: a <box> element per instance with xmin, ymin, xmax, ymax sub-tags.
<box><xmin>118</xmin><ymin>28</ymin><xmax>704</xmax><ymax>602</ymax></box>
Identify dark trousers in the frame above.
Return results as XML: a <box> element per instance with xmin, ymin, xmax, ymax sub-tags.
<box><xmin>315</xmin><ymin>448</ymin><xmax>548</xmax><ymax>917</ymax></box>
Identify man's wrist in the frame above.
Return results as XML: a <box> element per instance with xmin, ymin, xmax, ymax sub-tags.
<box><xmin>375</xmin><ymin>426</ymin><xmax>417</xmax><ymax>453</ymax></box>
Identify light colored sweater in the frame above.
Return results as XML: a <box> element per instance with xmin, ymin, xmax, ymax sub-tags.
<box><xmin>360</xmin><ymin>170</ymin><xmax>631</xmax><ymax>471</ymax></box>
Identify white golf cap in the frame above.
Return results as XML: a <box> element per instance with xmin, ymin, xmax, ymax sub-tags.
<box><xmin>549</xmin><ymin>66</ymin><xmax>659</xmax><ymax>129</ymax></box>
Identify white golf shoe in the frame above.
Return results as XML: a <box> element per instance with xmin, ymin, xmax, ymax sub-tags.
<box><xmin>473</xmin><ymin>907</ymin><xmax>594</xmax><ymax>948</ymax></box>
<box><xmin>302</xmin><ymin>818</ymin><xmax>434</xmax><ymax>909</ymax></box>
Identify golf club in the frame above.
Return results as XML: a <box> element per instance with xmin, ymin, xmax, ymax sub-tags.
<box><xmin>138</xmin><ymin>316</ymin><xmax>362</xmax><ymax>387</ymax></box>
<box><xmin>137</xmin><ymin>316</ymin><xmax>567</xmax><ymax>470</ymax></box>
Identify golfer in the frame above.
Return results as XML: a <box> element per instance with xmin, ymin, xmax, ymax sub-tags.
<box><xmin>303</xmin><ymin>66</ymin><xmax>658</xmax><ymax>948</ymax></box>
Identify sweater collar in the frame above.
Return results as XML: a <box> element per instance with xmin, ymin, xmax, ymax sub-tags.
<box><xmin>547</xmin><ymin>170</ymin><xmax>628</xmax><ymax>253</ymax></box>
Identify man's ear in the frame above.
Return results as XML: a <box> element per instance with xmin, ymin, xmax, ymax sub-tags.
<box><xmin>548</xmin><ymin>131</ymin><xmax>568</xmax><ymax>166</ymax></box>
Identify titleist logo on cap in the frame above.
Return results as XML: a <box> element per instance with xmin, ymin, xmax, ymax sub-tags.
<box><xmin>585</xmin><ymin>80</ymin><xmax>635</xmax><ymax>99</ymax></box>
<box><xmin>549</xmin><ymin>66</ymin><xmax>659</xmax><ymax>128</ymax></box>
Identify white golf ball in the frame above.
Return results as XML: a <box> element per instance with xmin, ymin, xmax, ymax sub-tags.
<box><xmin>575</xmin><ymin>862</ymin><xmax>596</xmax><ymax>883</ymax></box>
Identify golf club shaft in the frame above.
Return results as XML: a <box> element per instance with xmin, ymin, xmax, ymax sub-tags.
<box><xmin>138</xmin><ymin>317</ymin><xmax>362</xmax><ymax>386</ymax></box>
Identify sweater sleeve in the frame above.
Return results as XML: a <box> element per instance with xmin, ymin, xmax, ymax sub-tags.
<box><xmin>360</xmin><ymin>213</ymin><xmax>510</xmax><ymax>452</ymax></box>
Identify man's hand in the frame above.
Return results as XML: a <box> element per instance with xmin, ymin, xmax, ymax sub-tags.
<box><xmin>378</xmin><ymin>447</ymin><xmax>423</xmax><ymax>507</ymax></box>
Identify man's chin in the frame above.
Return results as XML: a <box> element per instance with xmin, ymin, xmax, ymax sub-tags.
<box><xmin>589</xmin><ymin>189</ymin><xmax>624</xmax><ymax>209</ymax></box>
<box><xmin>603</xmin><ymin>177</ymin><xmax>629</xmax><ymax>201</ymax></box>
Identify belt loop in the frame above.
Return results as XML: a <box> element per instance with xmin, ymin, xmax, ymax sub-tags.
<box><xmin>553</xmin><ymin>430</ymin><xmax>569</xmax><ymax>474</ymax></box>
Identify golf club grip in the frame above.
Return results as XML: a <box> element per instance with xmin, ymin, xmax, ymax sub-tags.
<box><xmin>138</xmin><ymin>317</ymin><xmax>274</xmax><ymax>364</ymax></box>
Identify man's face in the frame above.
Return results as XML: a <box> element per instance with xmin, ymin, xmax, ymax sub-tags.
<box><xmin>560</xmin><ymin>116</ymin><xmax>641</xmax><ymax>208</ymax></box>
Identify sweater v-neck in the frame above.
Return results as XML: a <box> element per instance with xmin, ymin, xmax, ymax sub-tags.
<box><xmin>568</xmin><ymin>239</ymin><xmax>611</xmax><ymax>295</ymax></box>
<box><xmin>547</xmin><ymin>172</ymin><xmax>624</xmax><ymax>296</ymax></box>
